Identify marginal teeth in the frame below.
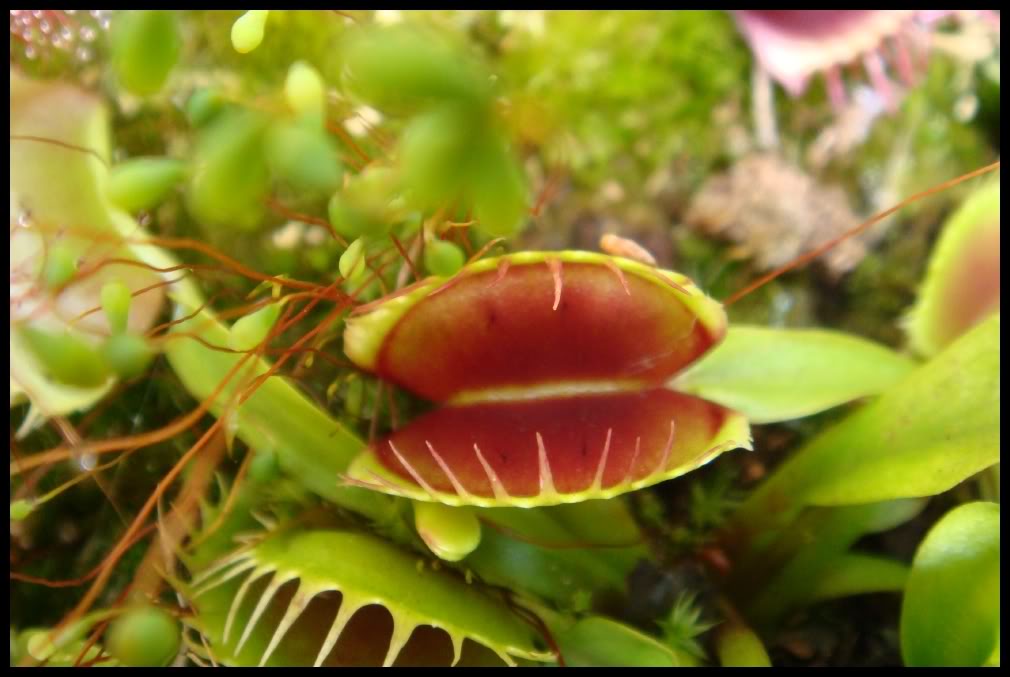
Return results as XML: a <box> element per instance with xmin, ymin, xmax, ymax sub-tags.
<box><xmin>190</xmin><ymin>546</ymin><xmax>253</xmax><ymax>587</ymax></box>
<box><xmin>382</xmin><ymin>615</ymin><xmax>417</xmax><ymax>667</ymax></box>
<box><xmin>259</xmin><ymin>586</ymin><xmax>315</xmax><ymax>667</ymax></box>
<box><xmin>449</xmin><ymin>633</ymin><xmax>464</xmax><ymax>667</ymax></box>
<box><xmin>535</xmin><ymin>432</ymin><xmax>557</xmax><ymax>495</ymax></box>
<box><xmin>547</xmin><ymin>258</ymin><xmax>563</xmax><ymax>310</ymax></box>
<box><xmin>193</xmin><ymin>557</ymin><xmax>257</xmax><ymax>598</ymax></box>
<box><xmin>314</xmin><ymin>594</ymin><xmax>362</xmax><ymax>667</ymax></box>
<box><xmin>235</xmin><ymin>572</ymin><xmax>294</xmax><ymax>655</ymax></box>
<box><xmin>197</xmin><ymin>539</ymin><xmax>539</xmax><ymax>667</ymax></box>
<box><xmin>224</xmin><ymin>566</ymin><xmax>270</xmax><ymax>644</ymax></box>
<box><xmin>426</xmin><ymin>441</ymin><xmax>473</xmax><ymax>501</ymax></box>
<box><xmin>591</xmin><ymin>428</ymin><xmax>613</xmax><ymax>492</ymax></box>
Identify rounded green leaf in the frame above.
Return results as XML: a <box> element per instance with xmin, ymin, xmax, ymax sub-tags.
<box><xmin>10</xmin><ymin>498</ymin><xmax>34</xmax><ymax>521</ymax></box>
<box><xmin>469</xmin><ymin>131</ymin><xmax>529</xmax><ymax>238</ymax></box>
<box><xmin>901</xmin><ymin>502</ymin><xmax>1000</xmax><ymax>667</ymax></box>
<box><xmin>715</xmin><ymin>621</ymin><xmax>771</xmax><ymax>667</ymax></box>
<box><xmin>108</xmin><ymin>157</ymin><xmax>188</xmax><ymax>214</ymax></box>
<box><xmin>673</xmin><ymin>325</ymin><xmax>916</xmax><ymax>424</ymax></box>
<box><xmin>341</xmin><ymin>25</ymin><xmax>492</xmax><ymax>114</ymax></box>
<box><xmin>42</xmin><ymin>242</ymin><xmax>78</xmax><ymax>290</ymax></box>
<box><xmin>228</xmin><ymin>303</ymin><xmax>282</xmax><ymax>353</ymax></box>
<box><xmin>556</xmin><ymin>616</ymin><xmax>693</xmax><ymax>667</ymax></box>
<box><xmin>424</xmin><ymin>239</ymin><xmax>465</xmax><ymax>277</ymax></box>
<box><xmin>400</xmin><ymin>103</ymin><xmax>479</xmax><ymax>210</ymax></box>
<box><xmin>105</xmin><ymin>605</ymin><xmax>181</xmax><ymax>667</ymax></box>
<box><xmin>186</xmin><ymin>88</ymin><xmax>225</xmax><ymax>127</ymax></box>
<box><xmin>101</xmin><ymin>280</ymin><xmax>134</xmax><ymax>335</ymax></box>
<box><xmin>19</xmin><ymin>327</ymin><xmax>111</xmax><ymax>389</ymax></box>
<box><xmin>110</xmin><ymin>11</ymin><xmax>182</xmax><ymax>96</ymax></box>
<box><xmin>338</xmin><ymin>238</ymin><xmax>367</xmax><ymax>282</ymax></box>
<box><xmin>101</xmin><ymin>333</ymin><xmax>156</xmax><ymax>380</ymax></box>
<box><xmin>328</xmin><ymin>167</ymin><xmax>400</xmax><ymax>240</ymax></box>
<box><xmin>284</xmin><ymin>61</ymin><xmax>326</xmax><ymax>123</ymax></box>
<box><xmin>266</xmin><ymin>120</ymin><xmax>343</xmax><ymax>195</ymax></box>
<box><xmin>186</xmin><ymin>110</ymin><xmax>270</xmax><ymax>231</ymax></box>
<box><xmin>414</xmin><ymin>502</ymin><xmax>481</xmax><ymax>562</ymax></box>
<box><xmin>231</xmin><ymin>10</ymin><xmax>269</xmax><ymax>54</ymax></box>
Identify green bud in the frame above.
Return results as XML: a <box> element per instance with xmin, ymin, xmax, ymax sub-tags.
<box><xmin>327</xmin><ymin>194</ymin><xmax>371</xmax><ymax>241</ymax></box>
<box><xmin>327</xmin><ymin>166</ymin><xmax>400</xmax><ymax>240</ymax></box>
<box><xmin>100</xmin><ymin>281</ymin><xmax>133</xmax><ymax>334</ymax></box>
<box><xmin>101</xmin><ymin>333</ymin><xmax>155</xmax><ymax>380</ymax></box>
<box><xmin>105</xmin><ymin>606</ymin><xmax>181</xmax><ymax>667</ymax></box>
<box><xmin>20</xmin><ymin>327</ymin><xmax>110</xmax><ymax>388</ymax></box>
<box><xmin>187</xmin><ymin>110</ymin><xmax>270</xmax><ymax>231</ymax></box>
<box><xmin>341</xmin><ymin>25</ymin><xmax>492</xmax><ymax>114</ymax></box>
<box><xmin>715</xmin><ymin>623</ymin><xmax>772</xmax><ymax>667</ymax></box>
<box><xmin>10</xmin><ymin>498</ymin><xmax>34</xmax><ymax>522</ymax></box>
<box><xmin>108</xmin><ymin>157</ymin><xmax>187</xmax><ymax>214</ymax></box>
<box><xmin>470</xmin><ymin>132</ymin><xmax>529</xmax><ymax>238</ymax></box>
<box><xmin>231</xmin><ymin>10</ymin><xmax>270</xmax><ymax>54</ymax></box>
<box><xmin>43</xmin><ymin>242</ymin><xmax>78</xmax><ymax>290</ymax></box>
<box><xmin>338</xmin><ymin>238</ymin><xmax>367</xmax><ymax>282</ymax></box>
<box><xmin>248</xmin><ymin>449</ymin><xmax>279</xmax><ymax>485</ymax></box>
<box><xmin>285</xmin><ymin>61</ymin><xmax>326</xmax><ymax>124</ymax></box>
<box><xmin>185</xmin><ymin>88</ymin><xmax>225</xmax><ymax>127</ymax></box>
<box><xmin>228</xmin><ymin>302</ymin><xmax>282</xmax><ymax>352</ymax></box>
<box><xmin>424</xmin><ymin>239</ymin><xmax>465</xmax><ymax>277</ymax></box>
<box><xmin>110</xmin><ymin>11</ymin><xmax>182</xmax><ymax>97</ymax></box>
<box><xmin>400</xmin><ymin>104</ymin><xmax>479</xmax><ymax>210</ymax></box>
<box><xmin>22</xmin><ymin>618</ymin><xmax>98</xmax><ymax>665</ymax></box>
<box><xmin>414</xmin><ymin>502</ymin><xmax>481</xmax><ymax>562</ymax></box>
<box><xmin>266</xmin><ymin>121</ymin><xmax>343</xmax><ymax>195</ymax></box>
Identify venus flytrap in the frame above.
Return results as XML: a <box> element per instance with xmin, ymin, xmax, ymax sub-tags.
<box><xmin>231</xmin><ymin>11</ymin><xmax>270</xmax><ymax>54</ymax></box>
<box><xmin>10</xmin><ymin>69</ymin><xmax>169</xmax><ymax>434</ymax></box>
<box><xmin>717</xmin><ymin>180</ymin><xmax>1000</xmax><ymax>629</ymax></box>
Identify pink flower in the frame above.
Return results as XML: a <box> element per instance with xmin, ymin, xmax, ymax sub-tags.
<box><xmin>732</xmin><ymin>10</ymin><xmax>998</xmax><ymax>112</ymax></box>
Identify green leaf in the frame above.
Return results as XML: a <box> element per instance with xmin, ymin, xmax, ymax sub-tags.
<box><xmin>901</xmin><ymin>502</ymin><xmax>1000</xmax><ymax>667</ymax></box>
<box><xmin>108</xmin><ymin>157</ymin><xmax>188</xmax><ymax>214</ymax></box>
<box><xmin>735</xmin><ymin>500</ymin><xmax>923</xmax><ymax>626</ymax></box>
<box><xmin>110</xmin><ymin>10</ymin><xmax>182</xmax><ymax>97</ymax></box>
<box><xmin>341</xmin><ymin>25</ymin><xmax>492</xmax><ymax>115</ymax></box>
<box><xmin>807</xmin><ymin>553</ymin><xmax>909</xmax><ymax>602</ymax></box>
<box><xmin>468</xmin><ymin>501</ymin><xmax>646</xmax><ymax>610</ymax></box>
<box><xmin>162</xmin><ymin>304</ymin><xmax>392</xmax><ymax>525</ymax></box>
<box><xmin>714</xmin><ymin>620</ymin><xmax>771</xmax><ymax>667</ymax></box>
<box><xmin>907</xmin><ymin>179</ymin><xmax>1000</xmax><ymax>358</ymax></box>
<box><xmin>673</xmin><ymin>325</ymin><xmax>916</xmax><ymax>424</ymax></box>
<box><xmin>9</xmin><ymin>70</ymin><xmax>174</xmax><ymax>432</ymax></box>
<box><xmin>738</xmin><ymin>313</ymin><xmax>999</xmax><ymax>512</ymax></box>
<box><xmin>555</xmin><ymin>616</ymin><xmax>695</xmax><ymax>667</ymax></box>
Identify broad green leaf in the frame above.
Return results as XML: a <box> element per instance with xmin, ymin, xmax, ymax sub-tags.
<box><xmin>901</xmin><ymin>502</ymin><xmax>1000</xmax><ymax>667</ymax></box>
<box><xmin>736</xmin><ymin>500</ymin><xmax>923</xmax><ymax>626</ymax></box>
<box><xmin>673</xmin><ymin>325</ymin><xmax>915</xmax><ymax>424</ymax></box>
<box><xmin>555</xmin><ymin>616</ymin><xmax>695</xmax><ymax>667</ymax></box>
<box><xmin>469</xmin><ymin>501</ymin><xmax>646</xmax><ymax>610</ymax></box>
<box><xmin>807</xmin><ymin>553</ymin><xmax>908</xmax><ymax>602</ymax></box>
<box><xmin>10</xmin><ymin>70</ymin><xmax>166</xmax><ymax>432</ymax></box>
<box><xmin>737</xmin><ymin>313</ymin><xmax>999</xmax><ymax>511</ymax></box>
<box><xmin>714</xmin><ymin>620</ymin><xmax>771</xmax><ymax>667</ymax></box>
<box><xmin>907</xmin><ymin>179</ymin><xmax>1000</xmax><ymax>358</ymax></box>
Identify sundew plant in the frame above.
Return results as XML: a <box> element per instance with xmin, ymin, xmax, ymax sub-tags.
<box><xmin>9</xmin><ymin>10</ymin><xmax>999</xmax><ymax>668</ymax></box>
